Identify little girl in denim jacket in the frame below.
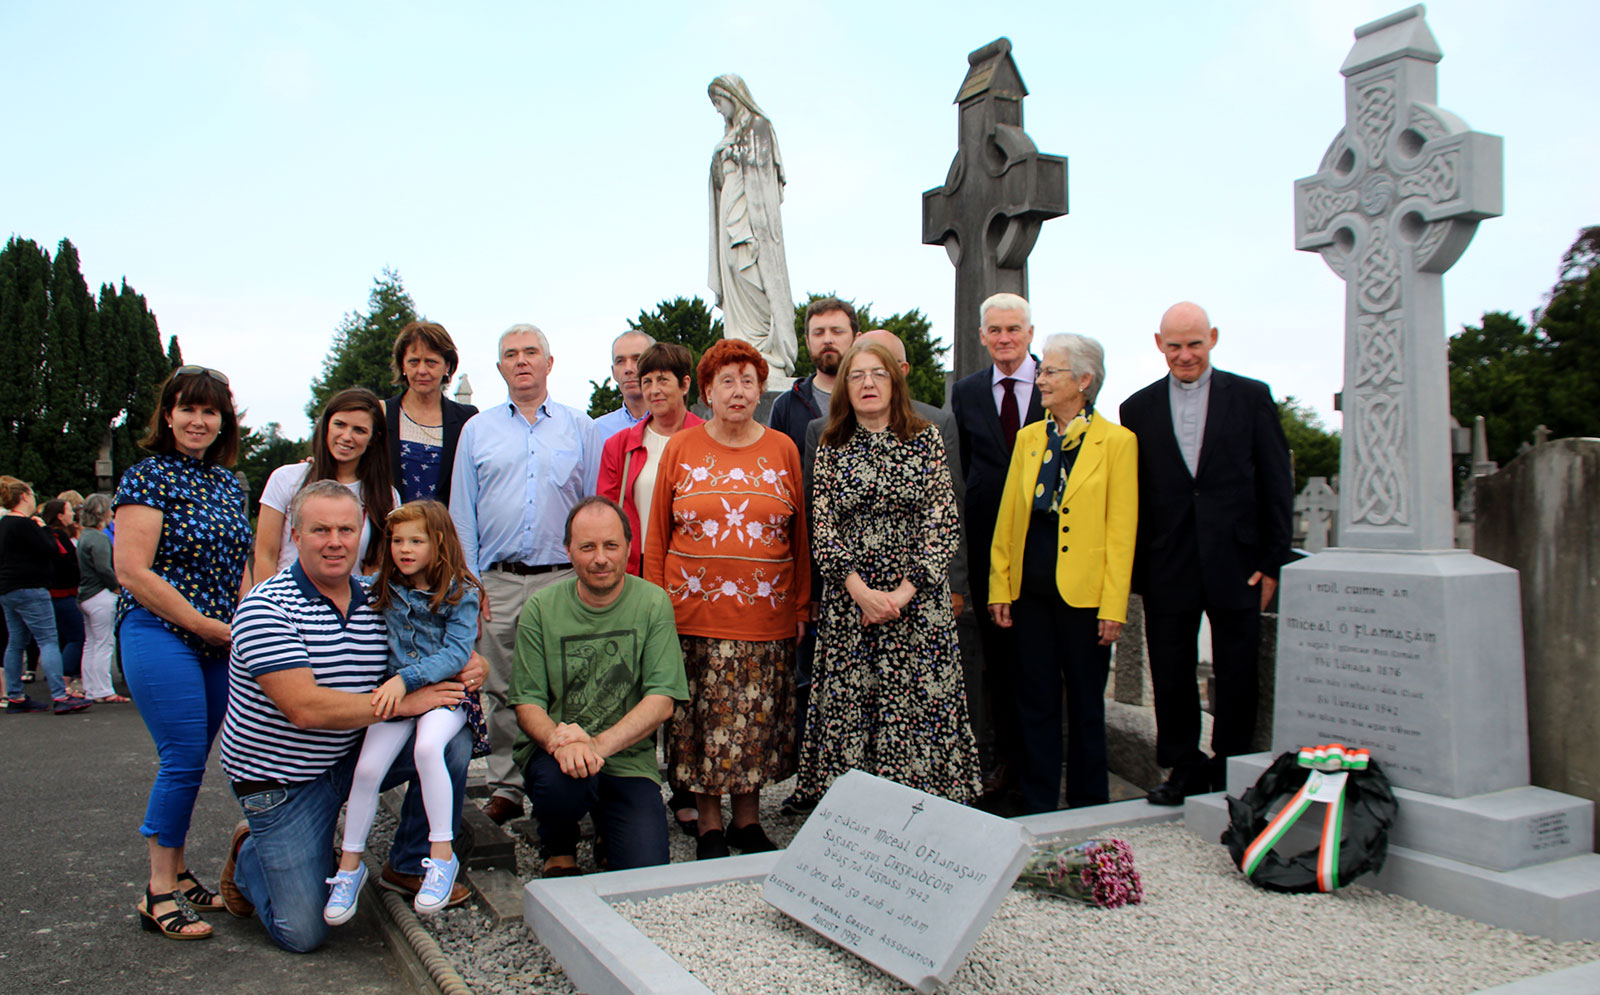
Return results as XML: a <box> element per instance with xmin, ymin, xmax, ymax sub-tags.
<box><xmin>325</xmin><ymin>500</ymin><xmax>485</xmax><ymax>922</ymax></box>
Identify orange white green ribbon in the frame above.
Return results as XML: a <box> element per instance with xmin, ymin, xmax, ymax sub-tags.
<box><xmin>1240</xmin><ymin>743</ymin><xmax>1369</xmax><ymax>892</ymax></box>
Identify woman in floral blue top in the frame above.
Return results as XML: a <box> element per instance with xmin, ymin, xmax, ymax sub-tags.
<box><xmin>114</xmin><ymin>366</ymin><xmax>253</xmax><ymax>941</ymax></box>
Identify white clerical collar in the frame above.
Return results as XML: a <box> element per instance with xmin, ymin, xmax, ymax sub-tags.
<box><xmin>1171</xmin><ymin>366</ymin><xmax>1214</xmax><ymax>392</ymax></box>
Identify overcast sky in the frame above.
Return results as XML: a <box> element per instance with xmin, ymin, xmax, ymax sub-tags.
<box><xmin>5</xmin><ymin>1</ymin><xmax>1596</xmax><ymax>438</ymax></box>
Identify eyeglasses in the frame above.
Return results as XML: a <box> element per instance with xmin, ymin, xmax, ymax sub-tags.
<box><xmin>175</xmin><ymin>365</ymin><xmax>230</xmax><ymax>386</ymax></box>
<box><xmin>1038</xmin><ymin>366</ymin><xmax>1077</xmax><ymax>379</ymax></box>
<box><xmin>846</xmin><ymin>369</ymin><xmax>893</xmax><ymax>385</ymax></box>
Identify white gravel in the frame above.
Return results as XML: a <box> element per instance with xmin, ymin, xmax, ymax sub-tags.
<box><xmin>614</xmin><ymin>822</ymin><xmax>1600</xmax><ymax>995</ymax></box>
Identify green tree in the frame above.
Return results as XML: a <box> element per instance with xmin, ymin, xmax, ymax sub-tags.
<box><xmin>1448</xmin><ymin>226</ymin><xmax>1600</xmax><ymax>466</ymax></box>
<box><xmin>0</xmin><ymin>237</ymin><xmax>53</xmax><ymax>483</ymax></box>
<box><xmin>235</xmin><ymin>421</ymin><xmax>307</xmax><ymax>509</ymax></box>
<box><xmin>791</xmin><ymin>293</ymin><xmax>950</xmax><ymax>407</ymax></box>
<box><xmin>104</xmin><ymin>279</ymin><xmax>176</xmax><ymax>477</ymax></box>
<box><xmin>307</xmin><ymin>268</ymin><xmax>419</xmax><ymax>419</ymax></box>
<box><xmin>44</xmin><ymin>240</ymin><xmax>107</xmax><ymax>493</ymax></box>
<box><xmin>586</xmin><ymin>296</ymin><xmax>722</xmax><ymax>415</ymax></box>
<box><xmin>1277</xmin><ymin>396</ymin><xmax>1340</xmax><ymax>492</ymax></box>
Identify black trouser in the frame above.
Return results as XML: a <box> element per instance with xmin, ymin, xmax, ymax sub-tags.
<box><xmin>1012</xmin><ymin>592</ymin><xmax>1110</xmax><ymax>813</ymax></box>
<box><xmin>973</xmin><ymin>603</ymin><xmax>1024</xmax><ymax>775</ymax></box>
<box><xmin>1145</xmin><ymin>605</ymin><xmax>1261</xmax><ymax>770</ymax></box>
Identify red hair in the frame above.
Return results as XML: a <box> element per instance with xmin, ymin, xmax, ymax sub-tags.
<box><xmin>370</xmin><ymin>500</ymin><xmax>484</xmax><ymax>614</ymax></box>
<box><xmin>696</xmin><ymin>339</ymin><xmax>769</xmax><ymax>404</ymax></box>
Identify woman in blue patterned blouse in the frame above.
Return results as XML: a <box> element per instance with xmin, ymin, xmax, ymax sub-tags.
<box><xmin>114</xmin><ymin>366</ymin><xmax>253</xmax><ymax>941</ymax></box>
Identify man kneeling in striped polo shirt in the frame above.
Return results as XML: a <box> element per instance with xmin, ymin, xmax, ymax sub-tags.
<box><xmin>215</xmin><ymin>480</ymin><xmax>488</xmax><ymax>953</ymax></box>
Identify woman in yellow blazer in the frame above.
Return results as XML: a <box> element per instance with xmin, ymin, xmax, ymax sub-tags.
<box><xmin>988</xmin><ymin>333</ymin><xmax>1137</xmax><ymax>813</ymax></box>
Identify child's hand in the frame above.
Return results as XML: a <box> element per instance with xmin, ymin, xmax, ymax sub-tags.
<box><xmin>372</xmin><ymin>676</ymin><xmax>406</xmax><ymax>719</ymax></box>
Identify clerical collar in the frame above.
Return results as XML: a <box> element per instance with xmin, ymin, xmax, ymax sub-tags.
<box><xmin>1171</xmin><ymin>366</ymin><xmax>1214</xmax><ymax>392</ymax></box>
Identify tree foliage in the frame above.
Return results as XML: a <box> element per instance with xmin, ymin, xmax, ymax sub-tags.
<box><xmin>0</xmin><ymin>237</ymin><xmax>175</xmax><ymax>495</ymax></box>
<box><xmin>1449</xmin><ymin>226</ymin><xmax>1600</xmax><ymax>465</ymax></box>
<box><xmin>307</xmin><ymin>267</ymin><xmax>418</xmax><ymax>419</ymax></box>
<box><xmin>1277</xmin><ymin>396</ymin><xmax>1340</xmax><ymax>492</ymax></box>
<box><xmin>236</xmin><ymin>421</ymin><xmax>308</xmax><ymax>506</ymax></box>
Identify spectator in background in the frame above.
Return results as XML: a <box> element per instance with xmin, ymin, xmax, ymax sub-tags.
<box><xmin>1</xmin><ymin>476</ymin><xmax>89</xmax><ymax>715</ymax></box>
<box><xmin>40</xmin><ymin>499</ymin><xmax>86</xmax><ymax>698</ymax></box>
<box><xmin>384</xmin><ymin>321</ymin><xmax>479</xmax><ymax>506</ymax></box>
<box><xmin>592</xmin><ymin>331</ymin><xmax>656</xmax><ymax>439</ymax></box>
<box><xmin>251</xmin><ymin>387</ymin><xmax>397</xmax><ymax>589</ymax></box>
<box><xmin>77</xmin><ymin>493</ymin><xmax>128</xmax><ymax>703</ymax></box>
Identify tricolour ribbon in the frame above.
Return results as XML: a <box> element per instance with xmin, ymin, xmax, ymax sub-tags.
<box><xmin>1240</xmin><ymin>743</ymin><xmax>1367</xmax><ymax>892</ymax></box>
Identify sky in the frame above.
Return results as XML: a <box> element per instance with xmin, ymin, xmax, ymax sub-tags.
<box><xmin>4</xmin><ymin>1</ymin><xmax>1596</xmax><ymax>440</ymax></box>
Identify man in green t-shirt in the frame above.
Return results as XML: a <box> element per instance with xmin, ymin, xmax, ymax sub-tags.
<box><xmin>508</xmin><ymin>497</ymin><xmax>688</xmax><ymax>875</ymax></box>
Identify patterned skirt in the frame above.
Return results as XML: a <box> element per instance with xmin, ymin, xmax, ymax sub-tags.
<box><xmin>669</xmin><ymin>635</ymin><xmax>797</xmax><ymax>795</ymax></box>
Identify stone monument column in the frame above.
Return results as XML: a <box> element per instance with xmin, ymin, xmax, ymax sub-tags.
<box><xmin>1214</xmin><ymin>6</ymin><xmax>1600</xmax><ymax>942</ymax></box>
<box><xmin>922</xmin><ymin>38</ymin><xmax>1067</xmax><ymax>381</ymax></box>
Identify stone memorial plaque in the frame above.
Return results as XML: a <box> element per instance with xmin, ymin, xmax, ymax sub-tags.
<box><xmin>1274</xmin><ymin>549</ymin><xmax>1528</xmax><ymax>798</ymax></box>
<box><xmin>763</xmin><ymin>770</ymin><xmax>1033</xmax><ymax>993</ymax></box>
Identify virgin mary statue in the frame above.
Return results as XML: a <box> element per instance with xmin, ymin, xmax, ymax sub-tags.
<box><xmin>707</xmin><ymin>74</ymin><xmax>796</xmax><ymax>377</ymax></box>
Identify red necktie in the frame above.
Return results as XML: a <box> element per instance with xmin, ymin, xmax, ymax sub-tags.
<box><xmin>1000</xmin><ymin>377</ymin><xmax>1020</xmax><ymax>453</ymax></box>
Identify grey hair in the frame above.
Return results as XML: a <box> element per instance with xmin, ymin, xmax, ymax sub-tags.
<box><xmin>290</xmin><ymin>478</ymin><xmax>361</xmax><ymax>530</ymax></box>
<box><xmin>1041</xmin><ymin>333</ymin><xmax>1107</xmax><ymax>404</ymax></box>
<box><xmin>611</xmin><ymin>329</ymin><xmax>656</xmax><ymax>354</ymax></box>
<box><xmin>80</xmin><ymin>493</ymin><xmax>113</xmax><ymax>529</ymax></box>
<box><xmin>979</xmin><ymin>292</ymin><xmax>1031</xmax><ymax>330</ymax></box>
<box><xmin>498</xmin><ymin>323</ymin><xmax>551</xmax><ymax>358</ymax></box>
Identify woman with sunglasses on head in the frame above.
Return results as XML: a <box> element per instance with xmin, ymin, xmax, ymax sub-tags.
<box><xmin>114</xmin><ymin>365</ymin><xmax>254</xmax><ymax>940</ymax></box>
<box><xmin>249</xmin><ymin>387</ymin><xmax>398</xmax><ymax>590</ymax></box>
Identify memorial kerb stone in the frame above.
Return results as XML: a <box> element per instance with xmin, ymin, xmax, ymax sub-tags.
<box><xmin>763</xmin><ymin>770</ymin><xmax>1033</xmax><ymax>994</ymax></box>
<box><xmin>922</xmin><ymin>37</ymin><xmax>1067</xmax><ymax>382</ymax></box>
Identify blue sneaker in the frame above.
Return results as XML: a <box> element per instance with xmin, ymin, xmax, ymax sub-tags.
<box><xmin>6</xmin><ymin>696</ymin><xmax>48</xmax><ymax>714</ymax></box>
<box><xmin>413</xmin><ymin>855</ymin><xmax>459</xmax><ymax>915</ymax></box>
<box><xmin>323</xmin><ymin>863</ymin><xmax>367</xmax><ymax>925</ymax></box>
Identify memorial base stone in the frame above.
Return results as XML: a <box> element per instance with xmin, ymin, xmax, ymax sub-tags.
<box><xmin>1274</xmin><ymin>549</ymin><xmax>1529</xmax><ymax>797</ymax></box>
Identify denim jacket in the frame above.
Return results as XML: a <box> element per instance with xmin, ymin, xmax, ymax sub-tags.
<box><xmin>375</xmin><ymin>581</ymin><xmax>480</xmax><ymax>692</ymax></box>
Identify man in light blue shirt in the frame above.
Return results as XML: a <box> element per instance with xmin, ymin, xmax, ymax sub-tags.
<box><xmin>591</xmin><ymin>330</ymin><xmax>655</xmax><ymax>439</ymax></box>
<box><xmin>450</xmin><ymin>323</ymin><xmax>604</xmax><ymax>823</ymax></box>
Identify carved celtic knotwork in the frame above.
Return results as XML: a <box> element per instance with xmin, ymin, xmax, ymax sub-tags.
<box><xmin>1303</xmin><ymin>183</ymin><xmax>1359</xmax><ymax>231</ymax></box>
<box><xmin>1397</xmin><ymin>150</ymin><xmax>1460</xmax><ymax>203</ymax></box>
<box><xmin>1355</xmin><ymin>310</ymin><xmax>1404</xmax><ymax>388</ymax></box>
<box><xmin>1408</xmin><ymin>106</ymin><xmax>1449</xmax><ymax>140</ymax></box>
<box><xmin>1318</xmin><ymin>129</ymin><xmax>1349</xmax><ymax>172</ymax></box>
<box><xmin>1357</xmin><ymin>220</ymin><xmax>1401</xmax><ymax>312</ymax></box>
<box><xmin>1352</xmin><ymin>392</ymin><xmax>1409</xmax><ymax>526</ymax></box>
<box><xmin>1359</xmin><ymin>174</ymin><xmax>1395</xmax><ymax>216</ymax></box>
<box><xmin>1355</xmin><ymin>76</ymin><xmax>1397</xmax><ymax>167</ymax></box>
<box><xmin>1411</xmin><ymin>220</ymin><xmax>1449</xmax><ymax>266</ymax></box>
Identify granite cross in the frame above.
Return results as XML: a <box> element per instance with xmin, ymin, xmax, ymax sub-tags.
<box><xmin>1295</xmin><ymin>476</ymin><xmax>1339</xmax><ymax>553</ymax></box>
<box><xmin>1294</xmin><ymin>5</ymin><xmax>1501</xmax><ymax>551</ymax></box>
<box><xmin>923</xmin><ymin>37</ymin><xmax>1068</xmax><ymax>381</ymax></box>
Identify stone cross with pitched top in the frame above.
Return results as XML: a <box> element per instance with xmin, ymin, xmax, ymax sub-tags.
<box><xmin>1295</xmin><ymin>5</ymin><xmax>1501</xmax><ymax>551</ymax></box>
<box><xmin>923</xmin><ymin>37</ymin><xmax>1068</xmax><ymax>381</ymax></box>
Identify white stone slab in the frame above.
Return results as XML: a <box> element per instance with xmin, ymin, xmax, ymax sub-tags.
<box><xmin>1222</xmin><ymin>752</ymin><xmax>1594</xmax><ymax>872</ymax></box>
<box><xmin>762</xmin><ymin>771</ymin><xmax>1033</xmax><ymax>994</ymax></box>
<box><xmin>1274</xmin><ymin>548</ymin><xmax>1529</xmax><ymax>797</ymax></box>
<box><xmin>1188</xmin><ymin>792</ymin><xmax>1600</xmax><ymax>942</ymax></box>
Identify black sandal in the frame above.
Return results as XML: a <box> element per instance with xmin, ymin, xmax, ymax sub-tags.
<box><xmin>138</xmin><ymin>886</ymin><xmax>212</xmax><ymax>940</ymax></box>
<box><xmin>176</xmin><ymin>871</ymin><xmax>226</xmax><ymax>913</ymax></box>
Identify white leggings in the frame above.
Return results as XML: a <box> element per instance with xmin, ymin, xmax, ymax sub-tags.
<box><xmin>341</xmin><ymin>706</ymin><xmax>467</xmax><ymax>851</ymax></box>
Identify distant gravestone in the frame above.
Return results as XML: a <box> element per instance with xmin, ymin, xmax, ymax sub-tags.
<box><xmin>922</xmin><ymin>37</ymin><xmax>1067</xmax><ymax>381</ymax></box>
<box><xmin>763</xmin><ymin>770</ymin><xmax>1032</xmax><ymax>994</ymax></box>
<box><xmin>1295</xmin><ymin>476</ymin><xmax>1339</xmax><ymax>552</ymax></box>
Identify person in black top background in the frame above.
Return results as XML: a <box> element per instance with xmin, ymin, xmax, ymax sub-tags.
<box><xmin>0</xmin><ymin>476</ymin><xmax>89</xmax><ymax>714</ymax></box>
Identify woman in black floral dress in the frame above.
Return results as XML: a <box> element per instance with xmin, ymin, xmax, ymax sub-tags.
<box><xmin>800</xmin><ymin>341</ymin><xmax>981</xmax><ymax>803</ymax></box>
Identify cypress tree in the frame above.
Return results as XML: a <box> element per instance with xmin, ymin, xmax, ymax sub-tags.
<box><xmin>307</xmin><ymin>268</ymin><xmax>420</xmax><ymax>419</ymax></box>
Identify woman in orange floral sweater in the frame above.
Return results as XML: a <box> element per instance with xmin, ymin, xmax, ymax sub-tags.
<box><xmin>643</xmin><ymin>339</ymin><xmax>809</xmax><ymax>860</ymax></box>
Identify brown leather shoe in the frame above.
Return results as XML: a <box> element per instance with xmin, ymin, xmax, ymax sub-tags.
<box><xmin>481</xmin><ymin>795</ymin><xmax>523</xmax><ymax>825</ymax></box>
<box><xmin>377</xmin><ymin>863</ymin><xmax>470</xmax><ymax>908</ymax></box>
<box><xmin>219</xmin><ymin>820</ymin><xmax>254</xmax><ymax>918</ymax></box>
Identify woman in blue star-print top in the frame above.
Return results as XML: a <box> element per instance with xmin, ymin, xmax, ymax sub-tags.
<box><xmin>114</xmin><ymin>366</ymin><xmax>253</xmax><ymax>941</ymax></box>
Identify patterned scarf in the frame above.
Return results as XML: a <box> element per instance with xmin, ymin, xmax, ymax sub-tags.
<box><xmin>1031</xmin><ymin>406</ymin><xmax>1093</xmax><ymax>515</ymax></box>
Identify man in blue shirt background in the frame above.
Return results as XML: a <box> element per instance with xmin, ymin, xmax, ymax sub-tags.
<box><xmin>592</xmin><ymin>330</ymin><xmax>655</xmax><ymax>439</ymax></box>
<box><xmin>450</xmin><ymin>323</ymin><xmax>603</xmax><ymax>824</ymax></box>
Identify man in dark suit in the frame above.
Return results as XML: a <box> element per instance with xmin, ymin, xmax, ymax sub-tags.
<box><xmin>949</xmin><ymin>292</ymin><xmax>1044</xmax><ymax>807</ymax></box>
<box><xmin>1119</xmin><ymin>301</ymin><xmax>1293</xmax><ymax>805</ymax></box>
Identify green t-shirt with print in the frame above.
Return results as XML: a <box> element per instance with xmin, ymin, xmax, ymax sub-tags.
<box><xmin>508</xmin><ymin>575</ymin><xmax>687</xmax><ymax>782</ymax></box>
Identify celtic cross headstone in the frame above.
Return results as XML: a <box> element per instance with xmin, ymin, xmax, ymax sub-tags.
<box><xmin>922</xmin><ymin>38</ymin><xmax>1067</xmax><ymax>381</ymax></box>
<box><xmin>1293</xmin><ymin>4</ymin><xmax>1501</xmax><ymax>550</ymax></box>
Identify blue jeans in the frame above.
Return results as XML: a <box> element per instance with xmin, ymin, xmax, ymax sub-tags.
<box><xmin>52</xmin><ymin>594</ymin><xmax>84</xmax><ymax>678</ymax></box>
<box><xmin>232</xmin><ymin>724</ymin><xmax>470</xmax><ymax>953</ymax></box>
<box><xmin>2</xmin><ymin>588</ymin><xmax>65</xmax><ymax>699</ymax></box>
<box><xmin>525</xmin><ymin>749</ymin><xmax>669</xmax><ymax>870</ymax></box>
<box><xmin>119</xmin><ymin>607</ymin><xmax>230</xmax><ymax>847</ymax></box>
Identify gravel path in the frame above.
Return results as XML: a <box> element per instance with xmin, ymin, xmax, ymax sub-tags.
<box><xmin>615</xmin><ymin>822</ymin><xmax>1600</xmax><ymax>995</ymax></box>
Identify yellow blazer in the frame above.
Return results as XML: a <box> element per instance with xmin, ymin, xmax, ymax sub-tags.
<box><xmin>988</xmin><ymin>414</ymin><xmax>1138</xmax><ymax>622</ymax></box>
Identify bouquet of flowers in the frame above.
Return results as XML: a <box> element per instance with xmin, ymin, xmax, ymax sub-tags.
<box><xmin>1014</xmin><ymin>838</ymin><xmax>1144</xmax><ymax>909</ymax></box>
